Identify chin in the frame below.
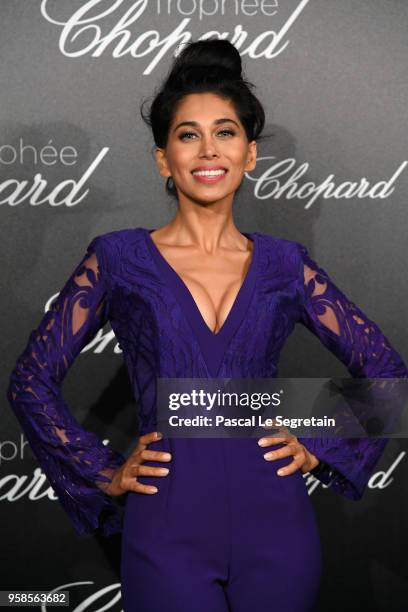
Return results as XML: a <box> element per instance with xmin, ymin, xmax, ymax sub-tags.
<box><xmin>181</xmin><ymin>189</ymin><xmax>228</xmax><ymax>206</ymax></box>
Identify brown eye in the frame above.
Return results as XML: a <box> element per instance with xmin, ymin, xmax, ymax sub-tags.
<box><xmin>217</xmin><ymin>129</ymin><xmax>235</xmax><ymax>137</ymax></box>
<box><xmin>179</xmin><ymin>131</ymin><xmax>197</xmax><ymax>140</ymax></box>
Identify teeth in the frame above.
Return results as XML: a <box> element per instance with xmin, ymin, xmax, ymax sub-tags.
<box><xmin>192</xmin><ymin>169</ymin><xmax>226</xmax><ymax>176</ymax></box>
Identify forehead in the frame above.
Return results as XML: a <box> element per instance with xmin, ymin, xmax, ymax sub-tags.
<box><xmin>172</xmin><ymin>92</ymin><xmax>239</xmax><ymax>123</ymax></box>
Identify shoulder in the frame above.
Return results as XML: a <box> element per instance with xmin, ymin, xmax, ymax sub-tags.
<box><xmin>90</xmin><ymin>227</ymin><xmax>144</xmax><ymax>246</ymax></box>
<box><xmin>255</xmin><ymin>231</ymin><xmax>307</xmax><ymax>274</ymax></box>
<box><xmin>255</xmin><ymin>232</ymin><xmax>329</xmax><ymax>288</ymax></box>
<box><xmin>88</xmin><ymin>227</ymin><xmax>146</xmax><ymax>252</ymax></box>
<box><xmin>255</xmin><ymin>230</ymin><xmax>302</xmax><ymax>252</ymax></box>
<box><xmin>86</xmin><ymin>227</ymin><xmax>146</xmax><ymax>271</ymax></box>
<box><xmin>256</xmin><ymin>231</ymin><xmax>321</xmax><ymax>266</ymax></box>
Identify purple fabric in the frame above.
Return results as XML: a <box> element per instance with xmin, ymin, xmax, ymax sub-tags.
<box><xmin>120</xmin><ymin>435</ymin><xmax>322</xmax><ymax>611</ymax></box>
<box><xmin>7</xmin><ymin>227</ymin><xmax>408</xmax><ymax>539</ymax></box>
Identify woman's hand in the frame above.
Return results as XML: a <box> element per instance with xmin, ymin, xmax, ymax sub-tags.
<box><xmin>258</xmin><ymin>426</ymin><xmax>320</xmax><ymax>476</ymax></box>
<box><xmin>105</xmin><ymin>431</ymin><xmax>171</xmax><ymax>497</ymax></box>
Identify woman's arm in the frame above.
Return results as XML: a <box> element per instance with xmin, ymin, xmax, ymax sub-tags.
<box><xmin>295</xmin><ymin>241</ymin><xmax>408</xmax><ymax>499</ymax></box>
<box><xmin>7</xmin><ymin>236</ymin><xmax>126</xmax><ymax>537</ymax></box>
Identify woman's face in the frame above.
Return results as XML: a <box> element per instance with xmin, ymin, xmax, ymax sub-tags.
<box><xmin>155</xmin><ymin>92</ymin><xmax>257</xmax><ymax>205</ymax></box>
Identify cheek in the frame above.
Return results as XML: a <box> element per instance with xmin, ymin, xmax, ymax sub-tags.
<box><xmin>177</xmin><ymin>154</ymin><xmax>196</xmax><ymax>173</ymax></box>
<box><xmin>228</xmin><ymin>147</ymin><xmax>249</xmax><ymax>169</ymax></box>
<box><xmin>165</xmin><ymin>145</ymin><xmax>191</xmax><ymax>171</ymax></box>
<box><xmin>227</xmin><ymin>159</ymin><xmax>247</xmax><ymax>179</ymax></box>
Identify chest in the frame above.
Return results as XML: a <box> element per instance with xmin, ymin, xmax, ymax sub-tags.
<box><xmin>153</xmin><ymin>245</ymin><xmax>253</xmax><ymax>335</ymax></box>
<box><xmin>106</xmin><ymin>229</ymin><xmax>302</xmax><ymax>377</ymax></box>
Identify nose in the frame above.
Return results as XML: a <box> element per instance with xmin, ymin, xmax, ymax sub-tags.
<box><xmin>199</xmin><ymin>133</ymin><xmax>220</xmax><ymax>158</ymax></box>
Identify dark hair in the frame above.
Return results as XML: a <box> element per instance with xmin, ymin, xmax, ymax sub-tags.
<box><xmin>140</xmin><ymin>39</ymin><xmax>268</xmax><ymax>200</ymax></box>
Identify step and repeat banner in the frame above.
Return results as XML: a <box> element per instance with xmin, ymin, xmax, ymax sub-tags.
<box><xmin>2</xmin><ymin>1</ymin><xmax>407</xmax><ymax>610</ymax></box>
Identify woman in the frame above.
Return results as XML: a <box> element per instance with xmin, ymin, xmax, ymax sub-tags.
<box><xmin>7</xmin><ymin>40</ymin><xmax>408</xmax><ymax>611</ymax></box>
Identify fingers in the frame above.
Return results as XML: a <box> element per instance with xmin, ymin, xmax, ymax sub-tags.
<box><xmin>263</xmin><ymin>441</ymin><xmax>298</xmax><ymax>462</ymax></box>
<box><xmin>123</xmin><ymin>431</ymin><xmax>172</xmax><ymax>495</ymax></box>
<box><xmin>123</xmin><ymin>478</ymin><xmax>160</xmax><ymax>495</ymax></box>
<box><xmin>140</xmin><ymin>449</ymin><xmax>172</xmax><ymax>462</ymax></box>
<box><xmin>258</xmin><ymin>434</ymin><xmax>294</xmax><ymax>447</ymax></box>
<box><xmin>264</xmin><ymin>444</ymin><xmax>304</xmax><ymax>475</ymax></box>
<box><xmin>258</xmin><ymin>420</ymin><xmax>294</xmax><ymax>447</ymax></box>
<box><xmin>129</xmin><ymin>435</ymin><xmax>172</xmax><ymax>469</ymax></box>
<box><xmin>104</xmin><ymin>468</ymin><xmax>161</xmax><ymax>497</ymax></box>
<box><xmin>121</xmin><ymin>463</ymin><xmax>170</xmax><ymax>496</ymax></box>
<box><xmin>132</xmin><ymin>464</ymin><xmax>170</xmax><ymax>477</ymax></box>
<box><xmin>275</xmin><ymin>456</ymin><xmax>304</xmax><ymax>476</ymax></box>
<box><xmin>261</xmin><ymin>435</ymin><xmax>306</xmax><ymax>476</ymax></box>
<box><xmin>137</xmin><ymin>430</ymin><xmax>163</xmax><ymax>451</ymax></box>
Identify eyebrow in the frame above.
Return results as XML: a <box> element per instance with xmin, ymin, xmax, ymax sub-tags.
<box><xmin>172</xmin><ymin>118</ymin><xmax>240</xmax><ymax>132</ymax></box>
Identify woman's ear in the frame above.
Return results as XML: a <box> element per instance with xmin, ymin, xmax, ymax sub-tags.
<box><xmin>155</xmin><ymin>147</ymin><xmax>171</xmax><ymax>178</ymax></box>
<box><xmin>245</xmin><ymin>140</ymin><xmax>257</xmax><ymax>172</ymax></box>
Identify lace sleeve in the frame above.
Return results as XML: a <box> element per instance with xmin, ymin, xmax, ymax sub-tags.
<box><xmin>6</xmin><ymin>236</ymin><xmax>126</xmax><ymax>537</ymax></box>
<box><xmin>295</xmin><ymin>242</ymin><xmax>408</xmax><ymax>500</ymax></box>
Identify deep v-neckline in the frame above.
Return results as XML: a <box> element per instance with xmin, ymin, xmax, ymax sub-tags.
<box><xmin>142</xmin><ymin>227</ymin><xmax>259</xmax><ymax>376</ymax></box>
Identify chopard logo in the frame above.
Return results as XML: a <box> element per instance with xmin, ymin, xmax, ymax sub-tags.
<box><xmin>246</xmin><ymin>158</ymin><xmax>408</xmax><ymax>209</ymax></box>
<box><xmin>40</xmin><ymin>0</ymin><xmax>311</xmax><ymax>73</ymax></box>
<box><xmin>0</xmin><ymin>142</ymin><xmax>109</xmax><ymax>208</ymax></box>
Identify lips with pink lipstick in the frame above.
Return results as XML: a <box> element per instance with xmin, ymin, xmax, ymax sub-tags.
<box><xmin>191</xmin><ymin>165</ymin><xmax>228</xmax><ymax>184</ymax></box>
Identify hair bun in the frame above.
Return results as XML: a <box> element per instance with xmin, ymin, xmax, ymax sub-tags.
<box><xmin>168</xmin><ymin>39</ymin><xmax>243</xmax><ymax>87</ymax></box>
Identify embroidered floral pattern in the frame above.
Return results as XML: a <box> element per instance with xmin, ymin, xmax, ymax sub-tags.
<box><xmin>295</xmin><ymin>242</ymin><xmax>408</xmax><ymax>499</ymax></box>
<box><xmin>7</xmin><ymin>229</ymin><xmax>408</xmax><ymax>538</ymax></box>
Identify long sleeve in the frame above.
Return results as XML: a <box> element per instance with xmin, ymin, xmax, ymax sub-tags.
<box><xmin>295</xmin><ymin>241</ymin><xmax>408</xmax><ymax>500</ymax></box>
<box><xmin>6</xmin><ymin>236</ymin><xmax>127</xmax><ymax>537</ymax></box>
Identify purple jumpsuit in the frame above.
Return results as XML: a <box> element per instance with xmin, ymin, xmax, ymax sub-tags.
<box><xmin>7</xmin><ymin>227</ymin><xmax>408</xmax><ymax>612</ymax></box>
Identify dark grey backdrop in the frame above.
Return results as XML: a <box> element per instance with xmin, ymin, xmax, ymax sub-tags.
<box><xmin>1</xmin><ymin>1</ymin><xmax>407</xmax><ymax>610</ymax></box>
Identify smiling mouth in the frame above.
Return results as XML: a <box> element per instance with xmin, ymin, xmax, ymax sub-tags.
<box><xmin>191</xmin><ymin>169</ymin><xmax>228</xmax><ymax>184</ymax></box>
<box><xmin>191</xmin><ymin>169</ymin><xmax>228</xmax><ymax>176</ymax></box>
